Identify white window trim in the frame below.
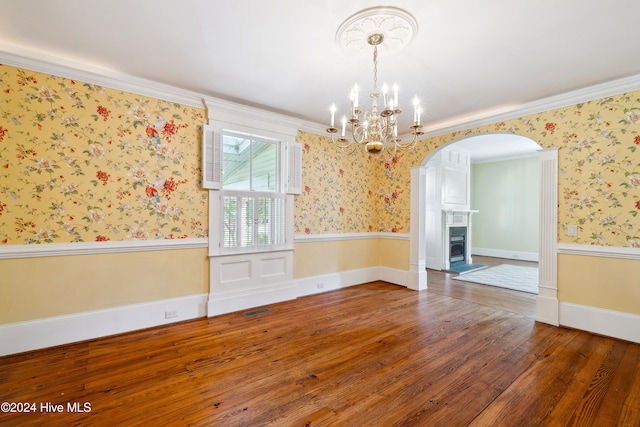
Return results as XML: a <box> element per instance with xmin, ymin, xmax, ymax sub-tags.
<box><xmin>202</xmin><ymin>101</ymin><xmax>300</xmax><ymax>257</ymax></box>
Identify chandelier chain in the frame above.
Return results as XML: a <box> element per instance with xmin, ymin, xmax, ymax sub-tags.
<box><xmin>372</xmin><ymin>45</ymin><xmax>378</xmax><ymax>93</ymax></box>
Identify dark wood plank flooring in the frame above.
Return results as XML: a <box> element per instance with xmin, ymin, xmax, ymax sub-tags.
<box><xmin>1</xmin><ymin>258</ymin><xmax>638</xmax><ymax>426</ymax></box>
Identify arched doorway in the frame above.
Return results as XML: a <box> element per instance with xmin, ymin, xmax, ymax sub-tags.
<box><xmin>408</xmin><ymin>133</ymin><xmax>559</xmax><ymax>325</ymax></box>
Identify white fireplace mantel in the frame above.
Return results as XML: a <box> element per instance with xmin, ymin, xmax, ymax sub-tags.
<box><xmin>443</xmin><ymin>209</ymin><xmax>479</xmax><ymax>225</ymax></box>
<box><xmin>443</xmin><ymin>209</ymin><xmax>479</xmax><ymax>215</ymax></box>
<box><xmin>443</xmin><ymin>210</ymin><xmax>478</xmax><ymax>270</ymax></box>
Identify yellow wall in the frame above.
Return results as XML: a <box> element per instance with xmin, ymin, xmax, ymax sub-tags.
<box><xmin>375</xmin><ymin>238</ymin><xmax>409</xmax><ymax>271</ymax></box>
<box><xmin>0</xmin><ymin>248</ymin><xmax>209</xmax><ymax>323</ymax></box>
<box><xmin>558</xmin><ymin>254</ymin><xmax>640</xmax><ymax>315</ymax></box>
<box><xmin>293</xmin><ymin>238</ymin><xmax>410</xmax><ymax>279</ymax></box>
<box><xmin>293</xmin><ymin>239</ymin><xmax>379</xmax><ymax>279</ymax></box>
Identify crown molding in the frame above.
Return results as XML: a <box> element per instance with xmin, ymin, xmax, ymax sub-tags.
<box><xmin>0</xmin><ymin>238</ymin><xmax>207</xmax><ymax>259</ymax></box>
<box><xmin>421</xmin><ymin>73</ymin><xmax>640</xmax><ymax>138</ymax></box>
<box><xmin>0</xmin><ymin>43</ymin><xmax>205</xmax><ymax>108</ymax></box>
<box><xmin>3</xmin><ymin>42</ymin><xmax>640</xmax><ymax>141</ymax></box>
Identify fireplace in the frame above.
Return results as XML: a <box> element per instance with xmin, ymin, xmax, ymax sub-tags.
<box><xmin>449</xmin><ymin>226</ymin><xmax>467</xmax><ymax>265</ymax></box>
<box><xmin>440</xmin><ymin>210</ymin><xmax>477</xmax><ymax>270</ymax></box>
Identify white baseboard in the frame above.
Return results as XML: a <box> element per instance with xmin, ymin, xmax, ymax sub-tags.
<box><xmin>376</xmin><ymin>266</ymin><xmax>408</xmax><ymax>287</ymax></box>
<box><xmin>472</xmin><ymin>247</ymin><xmax>539</xmax><ymax>262</ymax></box>
<box><xmin>207</xmin><ymin>283</ymin><xmax>297</xmax><ymax>317</ymax></box>
<box><xmin>0</xmin><ymin>267</ymin><xmax>409</xmax><ymax>356</ymax></box>
<box><xmin>560</xmin><ymin>302</ymin><xmax>640</xmax><ymax>344</ymax></box>
<box><xmin>208</xmin><ymin>266</ymin><xmax>407</xmax><ymax>315</ymax></box>
<box><xmin>535</xmin><ymin>295</ymin><xmax>560</xmax><ymax>326</ymax></box>
<box><xmin>295</xmin><ymin>266</ymin><xmax>407</xmax><ymax>297</ymax></box>
<box><xmin>3</xmin><ymin>269</ymin><xmax>638</xmax><ymax>356</ymax></box>
<box><xmin>0</xmin><ymin>293</ymin><xmax>208</xmax><ymax>356</ymax></box>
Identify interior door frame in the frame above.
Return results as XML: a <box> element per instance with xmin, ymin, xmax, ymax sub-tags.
<box><xmin>408</xmin><ymin>134</ymin><xmax>559</xmax><ymax>325</ymax></box>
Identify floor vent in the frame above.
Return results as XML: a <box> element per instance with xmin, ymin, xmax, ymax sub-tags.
<box><xmin>243</xmin><ymin>308</ymin><xmax>270</xmax><ymax>317</ymax></box>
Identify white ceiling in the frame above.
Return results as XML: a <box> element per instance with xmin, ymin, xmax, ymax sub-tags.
<box><xmin>1</xmin><ymin>0</ymin><xmax>639</xmax><ymax>160</ymax></box>
<box><xmin>453</xmin><ymin>134</ymin><xmax>541</xmax><ymax>163</ymax></box>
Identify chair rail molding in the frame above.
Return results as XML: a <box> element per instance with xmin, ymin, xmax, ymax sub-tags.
<box><xmin>0</xmin><ymin>238</ymin><xmax>208</xmax><ymax>259</ymax></box>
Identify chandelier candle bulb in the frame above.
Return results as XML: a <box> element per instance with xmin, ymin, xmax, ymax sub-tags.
<box><xmin>350</xmin><ymin>90</ymin><xmax>355</xmax><ymax>116</ymax></box>
<box><xmin>341</xmin><ymin>116</ymin><xmax>346</xmax><ymax>137</ymax></box>
<box><xmin>330</xmin><ymin>104</ymin><xmax>336</xmax><ymax>127</ymax></box>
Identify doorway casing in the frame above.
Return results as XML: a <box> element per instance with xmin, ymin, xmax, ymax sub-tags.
<box><xmin>408</xmin><ymin>135</ymin><xmax>559</xmax><ymax>326</ymax></box>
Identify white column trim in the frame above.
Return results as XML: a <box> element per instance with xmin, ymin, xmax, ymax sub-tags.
<box><xmin>408</xmin><ymin>167</ymin><xmax>427</xmax><ymax>290</ymax></box>
<box><xmin>536</xmin><ymin>147</ymin><xmax>559</xmax><ymax>326</ymax></box>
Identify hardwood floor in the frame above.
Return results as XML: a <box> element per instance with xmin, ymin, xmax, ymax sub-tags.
<box><xmin>2</xmin><ymin>269</ymin><xmax>639</xmax><ymax>426</ymax></box>
<box><xmin>427</xmin><ymin>255</ymin><xmax>538</xmax><ymax>317</ymax></box>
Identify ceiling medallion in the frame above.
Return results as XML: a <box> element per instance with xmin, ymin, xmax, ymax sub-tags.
<box><xmin>327</xmin><ymin>7</ymin><xmax>423</xmax><ymax>154</ymax></box>
<box><xmin>336</xmin><ymin>6</ymin><xmax>418</xmax><ymax>55</ymax></box>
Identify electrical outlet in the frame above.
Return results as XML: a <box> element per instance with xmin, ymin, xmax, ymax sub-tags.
<box><xmin>567</xmin><ymin>225</ymin><xmax>578</xmax><ymax>237</ymax></box>
<box><xmin>165</xmin><ymin>310</ymin><xmax>178</xmax><ymax>319</ymax></box>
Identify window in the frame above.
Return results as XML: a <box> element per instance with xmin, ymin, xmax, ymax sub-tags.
<box><xmin>220</xmin><ymin>132</ymin><xmax>282</xmax><ymax>252</ymax></box>
<box><xmin>222</xmin><ymin>132</ymin><xmax>279</xmax><ymax>192</ymax></box>
<box><xmin>202</xmin><ymin>122</ymin><xmax>300</xmax><ymax>255</ymax></box>
<box><xmin>222</xmin><ymin>191</ymin><xmax>286</xmax><ymax>250</ymax></box>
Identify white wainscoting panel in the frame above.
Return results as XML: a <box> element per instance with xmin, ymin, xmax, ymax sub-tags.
<box><xmin>261</xmin><ymin>256</ymin><xmax>287</xmax><ymax>278</ymax></box>
<box><xmin>219</xmin><ymin>260</ymin><xmax>252</xmax><ymax>286</ymax></box>
<box><xmin>208</xmin><ymin>250</ymin><xmax>295</xmax><ymax>316</ymax></box>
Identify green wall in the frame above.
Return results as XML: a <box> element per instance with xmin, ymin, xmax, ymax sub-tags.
<box><xmin>470</xmin><ymin>156</ymin><xmax>539</xmax><ymax>254</ymax></box>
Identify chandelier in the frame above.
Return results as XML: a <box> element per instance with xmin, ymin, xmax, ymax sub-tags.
<box><xmin>326</xmin><ymin>7</ymin><xmax>423</xmax><ymax>154</ymax></box>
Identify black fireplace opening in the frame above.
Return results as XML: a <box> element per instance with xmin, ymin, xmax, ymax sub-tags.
<box><xmin>449</xmin><ymin>226</ymin><xmax>467</xmax><ymax>266</ymax></box>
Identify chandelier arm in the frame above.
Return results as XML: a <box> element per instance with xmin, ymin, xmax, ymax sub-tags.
<box><xmin>392</xmin><ymin>126</ymin><xmax>424</xmax><ymax>151</ymax></box>
<box><xmin>352</xmin><ymin>123</ymin><xmax>366</xmax><ymax>144</ymax></box>
<box><xmin>327</xmin><ymin>129</ymin><xmax>357</xmax><ymax>150</ymax></box>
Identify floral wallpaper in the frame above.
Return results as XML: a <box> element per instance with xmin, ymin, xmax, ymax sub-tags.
<box><xmin>1</xmin><ymin>62</ymin><xmax>637</xmax><ymax>248</ymax></box>
<box><xmin>296</xmin><ymin>90</ymin><xmax>640</xmax><ymax>247</ymax></box>
<box><xmin>0</xmin><ymin>65</ymin><xmax>208</xmax><ymax>244</ymax></box>
<box><xmin>294</xmin><ymin>130</ymin><xmax>442</xmax><ymax>235</ymax></box>
<box><xmin>294</xmin><ymin>131</ymin><xmax>376</xmax><ymax>234</ymax></box>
